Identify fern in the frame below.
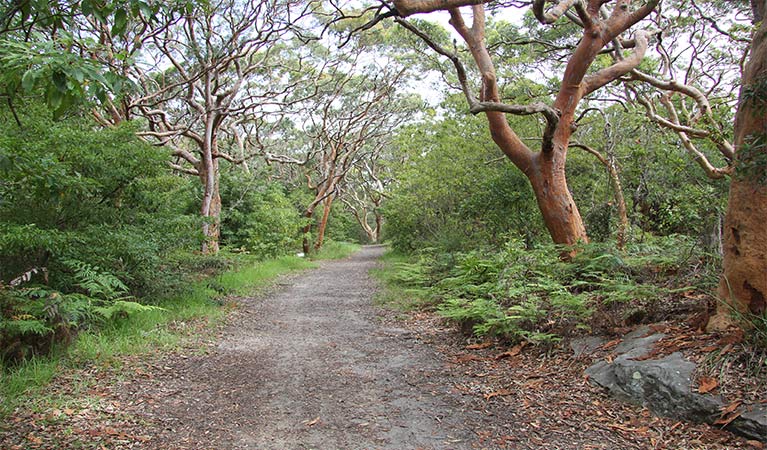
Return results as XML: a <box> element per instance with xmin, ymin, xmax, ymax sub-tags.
<box><xmin>62</xmin><ymin>259</ymin><xmax>129</xmax><ymax>301</ymax></box>
<box><xmin>0</xmin><ymin>318</ymin><xmax>53</xmax><ymax>336</ymax></box>
<box><xmin>93</xmin><ymin>300</ymin><xmax>164</xmax><ymax>321</ymax></box>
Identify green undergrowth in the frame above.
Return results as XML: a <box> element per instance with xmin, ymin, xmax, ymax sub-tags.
<box><xmin>311</xmin><ymin>240</ymin><xmax>361</xmax><ymax>260</ymax></box>
<box><xmin>0</xmin><ymin>249</ymin><xmax>336</xmax><ymax>417</ymax></box>
<box><xmin>371</xmin><ymin>251</ymin><xmax>434</xmax><ymax>312</ymax></box>
<box><xmin>377</xmin><ymin>235</ymin><xmax>720</xmax><ymax>345</ymax></box>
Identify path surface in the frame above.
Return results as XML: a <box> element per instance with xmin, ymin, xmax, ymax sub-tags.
<box><xmin>1</xmin><ymin>246</ymin><xmax>750</xmax><ymax>448</ymax></box>
<box><xmin>124</xmin><ymin>246</ymin><xmax>488</xmax><ymax>449</ymax></box>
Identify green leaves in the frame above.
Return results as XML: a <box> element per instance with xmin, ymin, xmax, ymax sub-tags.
<box><xmin>0</xmin><ymin>0</ymin><xmax>165</xmax><ymax>117</ymax></box>
<box><xmin>111</xmin><ymin>8</ymin><xmax>129</xmax><ymax>36</ymax></box>
<box><xmin>0</xmin><ymin>34</ymin><xmax>129</xmax><ymax>117</ymax></box>
<box><xmin>385</xmin><ymin>110</ymin><xmax>541</xmax><ymax>253</ymax></box>
<box><xmin>21</xmin><ymin>70</ymin><xmax>37</xmax><ymax>92</ymax></box>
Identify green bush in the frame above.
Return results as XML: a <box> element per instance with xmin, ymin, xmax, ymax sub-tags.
<box><xmin>387</xmin><ymin>236</ymin><xmax>715</xmax><ymax>344</ymax></box>
<box><xmin>0</xmin><ymin>102</ymin><xmax>202</xmax><ymax>360</ymax></box>
<box><xmin>384</xmin><ymin>113</ymin><xmax>543</xmax><ymax>253</ymax></box>
<box><xmin>0</xmin><ymin>261</ymin><xmax>161</xmax><ymax>364</ymax></box>
<box><xmin>220</xmin><ymin>169</ymin><xmax>306</xmax><ymax>259</ymax></box>
<box><xmin>0</xmin><ymin>103</ymin><xmax>198</xmax><ymax>297</ymax></box>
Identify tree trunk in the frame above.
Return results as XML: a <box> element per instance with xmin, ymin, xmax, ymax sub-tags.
<box><xmin>708</xmin><ymin>3</ymin><xmax>767</xmax><ymax>330</ymax></box>
<box><xmin>609</xmin><ymin>158</ymin><xmax>629</xmax><ymax>250</ymax></box>
<box><xmin>526</xmin><ymin>151</ymin><xmax>588</xmax><ymax>247</ymax></box>
<box><xmin>573</xmin><ymin>143</ymin><xmax>629</xmax><ymax>249</ymax></box>
<box><xmin>314</xmin><ymin>196</ymin><xmax>334</xmax><ymax>251</ymax></box>
<box><xmin>445</xmin><ymin>7</ymin><xmax>592</xmax><ymax>249</ymax></box>
<box><xmin>302</xmin><ymin>210</ymin><xmax>313</xmax><ymax>255</ymax></box>
<box><xmin>200</xmin><ymin>157</ymin><xmax>221</xmax><ymax>255</ymax></box>
<box><xmin>373</xmin><ymin>211</ymin><xmax>382</xmax><ymax>243</ymax></box>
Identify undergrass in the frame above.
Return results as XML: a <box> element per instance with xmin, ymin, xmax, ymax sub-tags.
<box><xmin>312</xmin><ymin>240</ymin><xmax>361</xmax><ymax>260</ymax></box>
<box><xmin>370</xmin><ymin>249</ymin><xmax>434</xmax><ymax>311</ymax></box>
<box><xmin>0</xmin><ymin>251</ymin><xmax>334</xmax><ymax>417</ymax></box>
<box><xmin>214</xmin><ymin>255</ymin><xmax>316</xmax><ymax>295</ymax></box>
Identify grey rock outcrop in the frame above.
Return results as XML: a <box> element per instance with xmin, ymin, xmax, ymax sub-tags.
<box><xmin>585</xmin><ymin>326</ymin><xmax>767</xmax><ymax>443</ymax></box>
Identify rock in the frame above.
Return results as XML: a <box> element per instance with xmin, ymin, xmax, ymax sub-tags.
<box><xmin>587</xmin><ymin>351</ymin><xmax>722</xmax><ymax>422</ymax></box>
<box><xmin>613</xmin><ymin>326</ymin><xmax>665</xmax><ymax>355</ymax></box>
<box><xmin>586</xmin><ymin>327</ymin><xmax>767</xmax><ymax>443</ymax></box>
<box><xmin>730</xmin><ymin>405</ymin><xmax>767</xmax><ymax>442</ymax></box>
<box><xmin>570</xmin><ymin>336</ymin><xmax>606</xmax><ymax>358</ymax></box>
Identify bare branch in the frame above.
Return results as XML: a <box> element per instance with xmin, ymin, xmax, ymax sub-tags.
<box><xmin>583</xmin><ymin>30</ymin><xmax>656</xmax><ymax>96</ymax></box>
<box><xmin>532</xmin><ymin>0</ymin><xmax>580</xmax><ymax>24</ymax></box>
<box><xmin>168</xmin><ymin>162</ymin><xmax>200</xmax><ymax>176</ymax></box>
<box><xmin>392</xmin><ymin>0</ymin><xmax>491</xmax><ymax>16</ymax></box>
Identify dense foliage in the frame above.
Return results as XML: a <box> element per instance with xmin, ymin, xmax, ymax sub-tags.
<box><xmin>0</xmin><ymin>104</ymin><xmax>193</xmax><ymax>359</ymax></box>
<box><xmin>384</xmin><ymin>108</ymin><xmax>543</xmax><ymax>252</ymax></box>
<box><xmin>383</xmin><ymin>237</ymin><xmax>721</xmax><ymax>345</ymax></box>
<box><xmin>0</xmin><ymin>102</ymin><xmax>362</xmax><ymax>364</ymax></box>
<box><xmin>381</xmin><ymin>98</ymin><xmax>734</xmax><ymax>345</ymax></box>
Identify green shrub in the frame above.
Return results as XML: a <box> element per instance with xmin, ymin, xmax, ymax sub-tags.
<box><xmin>220</xmin><ymin>170</ymin><xmax>305</xmax><ymax>259</ymax></box>
<box><xmin>0</xmin><ymin>103</ymin><xmax>199</xmax><ymax>299</ymax></box>
<box><xmin>391</xmin><ymin>236</ymin><xmax>713</xmax><ymax>344</ymax></box>
<box><xmin>0</xmin><ymin>261</ymin><xmax>160</xmax><ymax>364</ymax></box>
<box><xmin>384</xmin><ymin>114</ymin><xmax>542</xmax><ymax>253</ymax></box>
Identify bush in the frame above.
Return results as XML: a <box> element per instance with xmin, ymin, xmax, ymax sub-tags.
<box><xmin>0</xmin><ymin>102</ymin><xmax>201</xmax><ymax>360</ymax></box>
<box><xmin>384</xmin><ymin>115</ymin><xmax>543</xmax><ymax>253</ymax></box>
<box><xmin>220</xmin><ymin>169</ymin><xmax>305</xmax><ymax>259</ymax></box>
<box><xmin>0</xmin><ymin>261</ymin><xmax>161</xmax><ymax>364</ymax></box>
<box><xmin>387</xmin><ymin>236</ymin><xmax>716</xmax><ymax>345</ymax></box>
<box><xmin>0</xmin><ymin>104</ymin><xmax>198</xmax><ymax>296</ymax></box>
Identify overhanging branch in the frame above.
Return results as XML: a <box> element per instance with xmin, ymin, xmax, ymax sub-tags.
<box><xmin>392</xmin><ymin>0</ymin><xmax>491</xmax><ymax>16</ymax></box>
<box><xmin>395</xmin><ymin>16</ymin><xmax>558</xmax><ymax>150</ymax></box>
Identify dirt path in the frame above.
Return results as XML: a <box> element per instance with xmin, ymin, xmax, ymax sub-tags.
<box><xmin>3</xmin><ymin>245</ymin><xmax>750</xmax><ymax>449</ymax></box>
<box><xmin>123</xmin><ymin>245</ymin><xmax>488</xmax><ymax>449</ymax></box>
<box><xmin>108</xmin><ymin>246</ymin><xmax>753</xmax><ymax>450</ymax></box>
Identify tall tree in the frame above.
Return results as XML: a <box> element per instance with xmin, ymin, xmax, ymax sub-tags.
<box><xmin>708</xmin><ymin>0</ymin><xmax>767</xmax><ymax>329</ymax></box>
<box><xmin>260</xmin><ymin>37</ymin><xmax>414</xmax><ymax>253</ymax></box>
<box><xmin>339</xmin><ymin>156</ymin><xmax>390</xmax><ymax>243</ymax></box>
<box><xmin>114</xmin><ymin>0</ymin><xmax>314</xmax><ymax>254</ymax></box>
<box><xmin>615</xmin><ymin>0</ymin><xmax>751</xmax><ymax>181</ymax></box>
<box><xmin>347</xmin><ymin>0</ymin><xmax>660</xmax><ymax>251</ymax></box>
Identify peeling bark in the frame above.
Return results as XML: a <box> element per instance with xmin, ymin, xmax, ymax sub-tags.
<box><xmin>708</xmin><ymin>1</ymin><xmax>767</xmax><ymax>330</ymax></box>
<box><xmin>314</xmin><ymin>197</ymin><xmax>334</xmax><ymax>251</ymax></box>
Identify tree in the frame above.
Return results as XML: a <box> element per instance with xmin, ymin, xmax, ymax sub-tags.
<box><xmin>613</xmin><ymin>0</ymin><xmax>752</xmax><ymax>182</ymax></box>
<box><xmin>339</xmin><ymin>156</ymin><xmax>390</xmax><ymax>243</ymax></box>
<box><xmin>384</xmin><ymin>106</ymin><xmax>543</xmax><ymax>252</ymax></box>
<box><xmin>111</xmin><ymin>0</ymin><xmax>314</xmax><ymax>254</ymax></box>
<box><xmin>259</xmin><ymin>35</ymin><xmax>414</xmax><ymax>253</ymax></box>
<box><xmin>0</xmin><ymin>0</ymin><xmax>155</xmax><ymax>120</ymax></box>
<box><xmin>337</xmin><ymin>0</ymin><xmax>660</xmax><ymax>252</ymax></box>
<box><xmin>298</xmin><ymin>64</ymin><xmax>407</xmax><ymax>253</ymax></box>
<box><xmin>708</xmin><ymin>0</ymin><xmax>767</xmax><ymax>329</ymax></box>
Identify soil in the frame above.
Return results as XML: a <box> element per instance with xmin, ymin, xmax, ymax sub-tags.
<box><xmin>1</xmin><ymin>245</ymin><xmax>762</xmax><ymax>449</ymax></box>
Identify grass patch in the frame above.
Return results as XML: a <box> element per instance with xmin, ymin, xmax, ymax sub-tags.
<box><xmin>0</xmin><ymin>252</ymin><xmax>320</xmax><ymax>417</ymax></box>
<box><xmin>312</xmin><ymin>240</ymin><xmax>361</xmax><ymax>260</ymax></box>
<box><xmin>0</xmin><ymin>357</ymin><xmax>58</xmax><ymax>409</ymax></box>
<box><xmin>371</xmin><ymin>249</ymin><xmax>434</xmax><ymax>311</ymax></box>
<box><xmin>213</xmin><ymin>255</ymin><xmax>316</xmax><ymax>296</ymax></box>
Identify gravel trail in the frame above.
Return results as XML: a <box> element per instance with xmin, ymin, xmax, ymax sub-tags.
<box><xmin>128</xmin><ymin>245</ymin><xmax>488</xmax><ymax>449</ymax></box>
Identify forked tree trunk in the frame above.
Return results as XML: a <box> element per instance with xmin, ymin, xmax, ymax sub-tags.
<box><xmin>708</xmin><ymin>4</ymin><xmax>767</xmax><ymax>330</ymax></box>
<box><xmin>416</xmin><ymin>2</ymin><xmax>657</xmax><ymax>252</ymax></box>
<box><xmin>314</xmin><ymin>196</ymin><xmax>334</xmax><ymax>251</ymax></box>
